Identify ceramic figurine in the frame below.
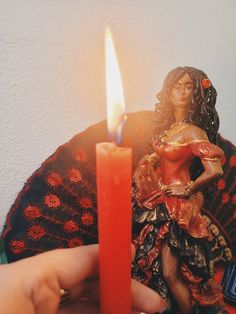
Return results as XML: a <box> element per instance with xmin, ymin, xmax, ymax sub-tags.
<box><xmin>132</xmin><ymin>66</ymin><xmax>228</xmax><ymax>314</ymax></box>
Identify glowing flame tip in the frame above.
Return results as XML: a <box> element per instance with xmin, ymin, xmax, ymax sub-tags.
<box><xmin>105</xmin><ymin>27</ymin><xmax>126</xmax><ymax>144</ymax></box>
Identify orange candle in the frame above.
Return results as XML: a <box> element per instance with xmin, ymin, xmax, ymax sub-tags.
<box><xmin>96</xmin><ymin>28</ymin><xmax>132</xmax><ymax>314</ymax></box>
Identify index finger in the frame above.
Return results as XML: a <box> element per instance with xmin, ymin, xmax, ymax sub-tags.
<box><xmin>46</xmin><ymin>245</ymin><xmax>99</xmax><ymax>289</ymax></box>
<box><xmin>37</xmin><ymin>244</ymin><xmax>135</xmax><ymax>290</ymax></box>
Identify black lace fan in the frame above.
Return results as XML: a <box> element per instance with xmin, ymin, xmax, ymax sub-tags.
<box><xmin>1</xmin><ymin>111</ymin><xmax>235</xmax><ymax>264</ymax></box>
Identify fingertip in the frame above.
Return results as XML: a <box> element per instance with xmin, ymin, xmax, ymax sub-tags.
<box><xmin>139</xmin><ymin>293</ymin><xmax>167</xmax><ymax>313</ymax></box>
<box><xmin>131</xmin><ymin>279</ymin><xmax>168</xmax><ymax>313</ymax></box>
<box><xmin>43</xmin><ymin>244</ymin><xmax>100</xmax><ymax>290</ymax></box>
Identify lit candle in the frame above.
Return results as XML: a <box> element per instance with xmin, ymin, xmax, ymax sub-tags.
<box><xmin>96</xmin><ymin>28</ymin><xmax>132</xmax><ymax>314</ymax></box>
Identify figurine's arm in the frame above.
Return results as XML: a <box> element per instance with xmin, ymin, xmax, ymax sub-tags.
<box><xmin>188</xmin><ymin>159</ymin><xmax>223</xmax><ymax>195</ymax></box>
<box><xmin>188</xmin><ymin>126</ymin><xmax>224</xmax><ymax>194</ymax></box>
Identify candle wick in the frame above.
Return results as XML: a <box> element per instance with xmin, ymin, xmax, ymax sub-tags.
<box><xmin>109</xmin><ymin>113</ymin><xmax>127</xmax><ymax>145</ymax></box>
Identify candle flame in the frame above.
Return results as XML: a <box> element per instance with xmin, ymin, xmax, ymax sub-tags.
<box><xmin>105</xmin><ymin>27</ymin><xmax>126</xmax><ymax>144</ymax></box>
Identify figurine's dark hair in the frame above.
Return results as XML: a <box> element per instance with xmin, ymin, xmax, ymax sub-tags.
<box><xmin>153</xmin><ymin>66</ymin><xmax>219</xmax><ymax>145</ymax></box>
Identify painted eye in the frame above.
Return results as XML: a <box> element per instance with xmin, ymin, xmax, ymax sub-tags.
<box><xmin>186</xmin><ymin>84</ymin><xmax>193</xmax><ymax>90</ymax></box>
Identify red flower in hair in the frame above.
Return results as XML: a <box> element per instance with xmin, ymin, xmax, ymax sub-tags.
<box><xmin>68</xmin><ymin>168</ymin><xmax>82</xmax><ymax>183</ymax></box>
<box><xmin>79</xmin><ymin>197</ymin><xmax>92</xmax><ymax>208</ymax></box>
<box><xmin>217</xmin><ymin>179</ymin><xmax>225</xmax><ymax>190</ymax></box>
<box><xmin>28</xmin><ymin>225</ymin><xmax>46</xmax><ymax>240</ymax></box>
<box><xmin>229</xmin><ymin>156</ymin><xmax>236</xmax><ymax>167</ymax></box>
<box><xmin>201</xmin><ymin>78</ymin><xmax>211</xmax><ymax>89</ymax></box>
<box><xmin>64</xmin><ymin>220</ymin><xmax>78</xmax><ymax>232</ymax></box>
<box><xmin>67</xmin><ymin>238</ymin><xmax>83</xmax><ymax>248</ymax></box>
<box><xmin>47</xmin><ymin>172</ymin><xmax>62</xmax><ymax>187</ymax></box>
<box><xmin>45</xmin><ymin>194</ymin><xmax>61</xmax><ymax>208</ymax></box>
<box><xmin>10</xmin><ymin>240</ymin><xmax>26</xmax><ymax>254</ymax></box>
<box><xmin>222</xmin><ymin>193</ymin><xmax>230</xmax><ymax>204</ymax></box>
<box><xmin>73</xmin><ymin>150</ymin><xmax>87</xmax><ymax>162</ymax></box>
<box><xmin>24</xmin><ymin>205</ymin><xmax>41</xmax><ymax>219</ymax></box>
<box><xmin>81</xmin><ymin>212</ymin><xmax>94</xmax><ymax>226</ymax></box>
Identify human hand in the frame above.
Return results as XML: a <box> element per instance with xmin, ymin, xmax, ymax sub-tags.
<box><xmin>0</xmin><ymin>244</ymin><xmax>167</xmax><ymax>314</ymax></box>
<box><xmin>165</xmin><ymin>184</ymin><xmax>187</xmax><ymax>198</ymax></box>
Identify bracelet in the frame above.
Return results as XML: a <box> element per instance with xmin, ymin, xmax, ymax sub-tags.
<box><xmin>185</xmin><ymin>182</ymin><xmax>192</xmax><ymax>197</ymax></box>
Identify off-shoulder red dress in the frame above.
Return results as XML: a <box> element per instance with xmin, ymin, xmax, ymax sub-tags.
<box><xmin>132</xmin><ymin>140</ymin><xmax>226</xmax><ymax>313</ymax></box>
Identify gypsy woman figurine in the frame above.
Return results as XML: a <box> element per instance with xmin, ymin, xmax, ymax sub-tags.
<box><xmin>132</xmin><ymin>66</ymin><xmax>228</xmax><ymax>314</ymax></box>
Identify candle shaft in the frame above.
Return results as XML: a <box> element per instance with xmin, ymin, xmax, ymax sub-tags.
<box><xmin>96</xmin><ymin>142</ymin><xmax>132</xmax><ymax>314</ymax></box>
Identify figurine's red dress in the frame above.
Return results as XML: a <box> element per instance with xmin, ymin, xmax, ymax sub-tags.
<box><xmin>132</xmin><ymin>137</ymin><xmax>226</xmax><ymax>313</ymax></box>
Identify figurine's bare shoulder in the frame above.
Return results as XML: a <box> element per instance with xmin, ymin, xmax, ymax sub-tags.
<box><xmin>184</xmin><ymin>123</ymin><xmax>209</xmax><ymax>143</ymax></box>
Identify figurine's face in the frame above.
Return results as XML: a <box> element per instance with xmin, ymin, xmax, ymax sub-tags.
<box><xmin>169</xmin><ymin>73</ymin><xmax>194</xmax><ymax>110</ymax></box>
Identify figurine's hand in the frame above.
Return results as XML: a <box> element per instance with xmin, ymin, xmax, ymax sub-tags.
<box><xmin>165</xmin><ymin>184</ymin><xmax>187</xmax><ymax>198</ymax></box>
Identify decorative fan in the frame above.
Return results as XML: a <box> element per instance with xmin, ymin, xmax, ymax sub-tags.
<box><xmin>1</xmin><ymin>110</ymin><xmax>235</xmax><ymax>272</ymax></box>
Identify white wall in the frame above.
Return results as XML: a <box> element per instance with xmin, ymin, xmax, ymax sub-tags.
<box><xmin>0</xmin><ymin>0</ymin><xmax>236</xmax><ymax>232</ymax></box>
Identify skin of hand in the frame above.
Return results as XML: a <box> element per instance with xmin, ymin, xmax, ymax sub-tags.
<box><xmin>165</xmin><ymin>184</ymin><xmax>186</xmax><ymax>197</ymax></box>
<box><xmin>0</xmin><ymin>244</ymin><xmax>167</xmax><ymax>314</ymax></box>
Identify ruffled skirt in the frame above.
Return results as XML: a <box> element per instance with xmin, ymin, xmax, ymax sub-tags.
<box><xmin>132</xmin><ymin>200</ymin><xmax>227</xmax><ymax>314</ymax></box>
